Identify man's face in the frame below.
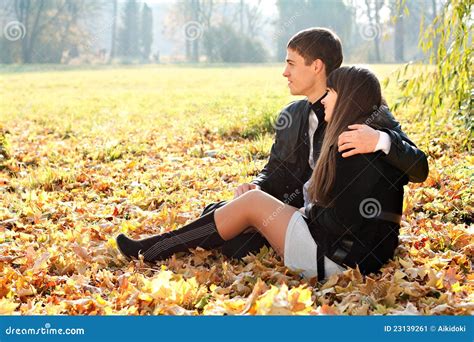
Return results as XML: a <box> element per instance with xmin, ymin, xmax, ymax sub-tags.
<box><xmin>282</xmin><ymin>48</ymin><xmax>322</xmax><ymax>97</ymax></box>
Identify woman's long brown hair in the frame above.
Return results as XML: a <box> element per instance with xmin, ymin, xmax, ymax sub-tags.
<box><xmin>308</xmin><ymin>66</ymin><xmax>383</xmax><ymax>207</ymax></box>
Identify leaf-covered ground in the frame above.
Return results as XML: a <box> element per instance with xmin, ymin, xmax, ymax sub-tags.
<box><xmin>0</xmin><ymin>65</ymin><xmax>472</xmax><ymax>315</ymax></box>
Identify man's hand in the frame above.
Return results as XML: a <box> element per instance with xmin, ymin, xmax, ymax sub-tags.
<box><xmin>338</xmin><ymin>124</ymin><xmax>379</xmax><ymax>158</ymax></box>
<box><xmin>234</xmin><ymin>183</ymin><xmax>260</xmax><ymax>199</ymax></box>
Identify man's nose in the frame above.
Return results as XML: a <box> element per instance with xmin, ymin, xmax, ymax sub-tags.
<box><xmin>282</xmin><ymin>67</ymin><xmax>289</xmax><ymax>77</ymax></box>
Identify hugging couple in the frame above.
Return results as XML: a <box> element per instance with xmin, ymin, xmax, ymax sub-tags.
<box><xmin>116</xmin><ymin>27</ymin><xmax>429</xmax><ymax>282</ymax></box>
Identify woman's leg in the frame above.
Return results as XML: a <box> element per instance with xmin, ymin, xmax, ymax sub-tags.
<box><xmin>214</xmin><ymin>189</ymin><xmax>298</xmax><ymax>258</ymax></box>
<box><xmin>117</xmin><ymin>189</ymin><xmax>297</xmax><ymax>261</ymax></box>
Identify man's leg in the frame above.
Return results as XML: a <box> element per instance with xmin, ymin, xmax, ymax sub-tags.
<box><xmin>219</xmin><ymin>229</ymin><xmax>271</xmax><ymax>259</ymax></box>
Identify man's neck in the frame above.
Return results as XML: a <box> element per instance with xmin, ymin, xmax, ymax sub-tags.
<box><xmin>306</xmin><ymin>82</ymin><xmax>327</xmax><ymax>104</ymax></box>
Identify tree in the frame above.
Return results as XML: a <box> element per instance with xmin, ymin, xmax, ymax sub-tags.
<box><xmin>202</xmin><ymin>23</ymin><xmax>267</xmax><ymax>63</ymax></box>
<box><xmin>275</xmin><ymin>0</ymin><xmax>354</xmax><ymax>62</ymax></box>
<box><xmin>391</xmin><ymin>0</ymin><xmax>472</xmax><ymax>147</ymax></box>
<box><xmin>0</xmin><ymin>0</ymin><xmax>102</xmax><ymax>64</ymax></box>
<box><xmin>140</xmin><ymin>3</ymin><xmax>153</xmax><ymax>62</ymax></box>
<box><xmin>165</xmin><ymin>0</ymin><xmax>214</xmax><ymax>62</ymax></box>
<box><xmin>390</xmin><ymin>0</ymin><xmax>405</xmax><ymax>62</ymax></box>
<box><xmin>109</xmin><ymin>0</ymin><xmax>118</xmax><ymax>63</ymax></box>
<box><xmin>14</xmin><ymin>0</ymin><xmax>48</xmax><ymax>63</ymax></box>
<box><xmin>189</xmin><ymin>0</ymin><xmax>200</xmax><ymax>62</ymax></box>
<box><xmin>363</xmin><ymin>0</ymin><xmax>384</xmax><ymax>62</ymax></box>
<box><xmin>117</xmin><ymin>0</ymin><xmax>140</xmax><ymax>59</ymax></box>
<box><xmin>232</xmin><ymin>0</ymin><xmax>265</xmax><ymax>37</ymax></box>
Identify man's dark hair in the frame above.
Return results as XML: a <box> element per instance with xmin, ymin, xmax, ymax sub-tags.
<box><xmin>287</xmin><ymin>27</ymin><xmax>343</xmax><ymax>75</ymax></box>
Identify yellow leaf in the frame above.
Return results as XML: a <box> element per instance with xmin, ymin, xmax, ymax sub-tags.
<box><xmin>138</xmin><ymin>293</ymin><xmax>153</xmax><ymax>302</ymax></box>
<box><xmin>450</xmin><ymin>282</ymin><xmax>463</xmax><ymax>293</ymax></box>
<box><xmin>0</xmin><ymin>298</ymin><xmax>19</xmax><ymax>314</ymax></box>
<box><xmin>394</xmin><ymin>270</ymin><xmax>407</xmax><ymax>281</ymax></box>
<box><xmin>398</xmin><ymin>258</ymin><xmax>413</xmax><ymax>268</ymax></box>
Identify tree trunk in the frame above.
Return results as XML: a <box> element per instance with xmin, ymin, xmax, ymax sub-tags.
<box><xmin>239</xmin><ymin>0</ymin><xmax>244</xmax><ymax>34</ymax></box>
<box><xmin>394</xmin><ymin>0</ymin><xmax>404</xmax><ymax>62</ymax></box>
<box><xmin>109</xmin><ymin>0</ymin><xmax>117</xmax><ymax>63</ymax></box>
<box><xmin>191</xmin><ymin>0</ymin><xmax>199</xmax><ymax>62</ymax></box>
<box><xmin>373</xmin><ymin>0</ymin><xmax>382</xmax><ymax>62</ymax></box>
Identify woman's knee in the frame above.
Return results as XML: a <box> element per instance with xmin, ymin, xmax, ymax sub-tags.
<box><xmin>236</xmin><ymin>189</ymin><xmax>267</xmax><ymax>224</ymax></box>
<box><xmin>240</xmin><ymin>188</ymin><xmax>266</xmax><ymax>202</ymax></box>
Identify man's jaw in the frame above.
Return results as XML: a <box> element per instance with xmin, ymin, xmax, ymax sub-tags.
<box><xmin>289</xmin><ymin>85</ymin><xmax>307</xmax><ymax>97</ymax></box>
<box><xmin>287</xmin><ymin>81</ymin><xmax>300</xmax><ymax>95</ymax></box>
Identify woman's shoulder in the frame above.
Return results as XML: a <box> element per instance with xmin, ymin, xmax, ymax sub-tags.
<box><xmin>335</xmin><ymin>150</ymin><xmax>404</xmax><ymax>184</ymax></box>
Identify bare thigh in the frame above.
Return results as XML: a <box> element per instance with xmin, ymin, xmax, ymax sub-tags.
<box><xmin>215</xmin><ymin>189</ymin><xmax>299</xmax><ymax>258</ymax></box>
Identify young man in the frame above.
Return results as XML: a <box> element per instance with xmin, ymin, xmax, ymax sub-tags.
<box><xmin>202</xmin><ymin>27</ymin><xmax>428</xmax><ymax>260</ymax></box>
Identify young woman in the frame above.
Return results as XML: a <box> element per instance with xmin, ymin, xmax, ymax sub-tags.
<box><xmin>116</xmin><ymin>66</ymin><xmax>405</xmax><ymax>281</ymax></box>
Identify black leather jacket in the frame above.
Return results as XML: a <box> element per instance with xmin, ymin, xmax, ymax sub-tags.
<box><xmin>250</xmin><ymin>99</ymin><xmax>429</xmax><ymax>208</ymax></box>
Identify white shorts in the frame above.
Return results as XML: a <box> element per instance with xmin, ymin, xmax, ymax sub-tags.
<box><xmin>284</xmin><ymin>211</ymin><xmax>346</xmax><ymax>281</ymax></box>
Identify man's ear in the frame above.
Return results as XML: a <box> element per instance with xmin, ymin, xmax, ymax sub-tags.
<box><xmin>313</xmin><ymin>59</ymin><xmax>326</xmax><ymax>75</ymax></box>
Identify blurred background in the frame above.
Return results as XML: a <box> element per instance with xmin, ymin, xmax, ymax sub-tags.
<box><xmin>0</xmin><ymin>0</ymin><xmax>445</xmax><ymax>65</ymax></box>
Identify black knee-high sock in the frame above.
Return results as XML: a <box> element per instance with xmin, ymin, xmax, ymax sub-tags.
<box><xmin>116</xmin><ymin>210</ymin><xmax>226</xmax><ymax>262</ymax></box>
